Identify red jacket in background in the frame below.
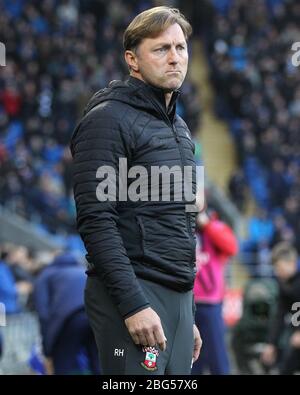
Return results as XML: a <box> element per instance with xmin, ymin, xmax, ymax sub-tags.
<box><xmin>193</xmin><ymin>218</ymin><xmax>238</xmax><ymax>304</ymax></box>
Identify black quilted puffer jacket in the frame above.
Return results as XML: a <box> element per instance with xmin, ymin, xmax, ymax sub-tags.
<box><xmin>70</xmin><ymin>76</ymin><xmax>197</xmax><ymax>319</ymax></box>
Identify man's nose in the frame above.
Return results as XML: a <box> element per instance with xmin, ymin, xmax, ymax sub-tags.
<box><xmin>168</xmin><ymin>47</ymin><xmax>179</xmax><ymax>64</ymax></box>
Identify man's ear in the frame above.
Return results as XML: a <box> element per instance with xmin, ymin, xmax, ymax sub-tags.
<box><xmin>124</xmin><ymin>50</ymin><xmax>139</xmax><ymax>72</ymax></box>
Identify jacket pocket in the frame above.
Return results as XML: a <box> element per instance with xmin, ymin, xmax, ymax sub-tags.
<box><xmin>136</xmin><ymin>214</ymin><xmax>195</xmax><ymax>273</ymax></box>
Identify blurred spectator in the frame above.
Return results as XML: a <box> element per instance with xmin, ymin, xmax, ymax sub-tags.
<box><xmin>228</xmin><ymin>168</ymin><xmax>248</xmax><ymax>212</ymax></box>
<box><xmin>33</xmin><ymin>252</ymin><xmax>100</xmax><ymax>375</ymax></box>
<box><xmin>205</xmin><ymin>0</ymin><xmax>300</xmax><ymax>268</ymax></box>
<box><xmin>246</xmin><ymin>208</ymin><xmax>274</xmax><ymax>247</ymax></box>
<box><xmin>231</xmin><ymin>276</ymin><xmax>279</xmax><ymax>374</ymax></box>
<box><xmin>0</xmin><ymin>248</ymin><xmax>20</xmax><ymax>314</ymax></box>
<box><xmin>242</xmin><ymin>208</ymin><xmax>275</xmax><ymax>276</ymax></box>
<box><xmin>261</xmin><ymin>242</ymin><xmax>300</xmax><ymax>374</ymax></box>
<box><xmin>0</xmin><ymin>0</ymin><xmax>200</xmax><ymax>239</ymax></box>
<box><xmin>192</xmin><ymin>210</ymin><xmax>238</xmax><ymax>374</ymax></box>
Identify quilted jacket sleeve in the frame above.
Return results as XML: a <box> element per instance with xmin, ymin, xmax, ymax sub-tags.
<box><xmin>70</xmin><ymin>104</ymin><xmax>150</xmax><ymax>319</ymax></box>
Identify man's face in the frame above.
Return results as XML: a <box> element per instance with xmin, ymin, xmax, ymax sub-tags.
<box><xmin>274</xmin><ymin>259</ymin><xmax>297</xmax><ymax>281</ymax></box>
<box><xmin>129</xmin><ymin>23</ymin><xmax>189</xmax><ymax>92</ymax></box>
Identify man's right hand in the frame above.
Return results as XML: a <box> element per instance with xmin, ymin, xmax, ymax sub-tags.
<box><xmin>125</xmin><ymin>307</ymin><xmax>167</xmax><ymax>351</ymax></box>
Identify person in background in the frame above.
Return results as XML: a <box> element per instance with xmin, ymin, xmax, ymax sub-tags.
<box><xmin>261</xmin><ymin>242</ymin><xmax>300</xmax><ymax>375</ymax></box>
<box><xmin>6</xmin><ymin>246</ymin><xmax>34</xmax><ymax>308</ymax></box>
<box><xmin>33</xmin><ymin>252</ymin><xmax>100</xmax><ymax>375</ymax></box>
<box><xmin>192</xmin><ymin>210</ymin><xmax>238</xmax><ymax>375</ymax></box>
<box><xmin>0</xmin><ymin>245</ymin><xmax>21</xmax><ymax>315</ymax></box>
<box><xmin>242</xmin><ymin>208</ymin><xmax>274</xmax><ymax>277</ymax></box>
<box><xmin>228</xmin><ymin>168</ymin><xmax>248</xmax><ymax>213</ymax></box>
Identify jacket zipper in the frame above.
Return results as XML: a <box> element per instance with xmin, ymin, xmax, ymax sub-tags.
<box><xmin>173</xmin><ymin>123</ymin><xmax>194</xmax><ymax>239</ymax></box>
<box><xmin>146</xmin><ymin>96</ymin><xmax>194</xmax><ymax>240</ymax></box>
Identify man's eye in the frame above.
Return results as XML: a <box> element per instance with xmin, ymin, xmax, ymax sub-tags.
<box><xmin>178</xmin><ymin>46</ymin><xmax>186</xmax><ymax>51</ymax></box>
<box><xmin>156</xmin><ymin>48</ymin><xmax>166</xmax><ymax>53</ymax></box>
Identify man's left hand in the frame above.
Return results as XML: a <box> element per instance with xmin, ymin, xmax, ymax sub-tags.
<box><xmin>192</xmin><ymin>324</ymin><xmax>202</xmax><ymax>363</ymax></box>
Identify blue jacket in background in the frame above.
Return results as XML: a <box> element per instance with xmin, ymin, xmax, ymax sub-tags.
<box><xmin>0</xmin><ymin>260</ymin><xmax>20</xmax><ymax>314</ymax></box>
<box><xmin>33</xmin><ymin>253</ymin><xmax>86</xmax><ymax>356</ymax></box>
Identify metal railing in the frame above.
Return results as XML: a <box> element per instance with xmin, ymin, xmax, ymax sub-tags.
<box><xmin>0</xmin><ymin>312</ymin><xmax>41</xmax><ymax>375</ymax></box>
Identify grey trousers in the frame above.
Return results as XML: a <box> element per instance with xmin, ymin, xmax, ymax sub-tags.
<box><xmin>84</xmin><ymin>276</ymin><xmax>194</xmax><ymax>375</ymax></box>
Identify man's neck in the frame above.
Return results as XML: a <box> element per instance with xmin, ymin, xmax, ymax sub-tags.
<box><xmin>165</xmin><ymin>92</ymin><xmax>173</xmax><ymax>108</ymax></box>
<box><xmin>130</xmin><ymin>73</ymin><xmax>173</xmax><ymax>109</ymax></box>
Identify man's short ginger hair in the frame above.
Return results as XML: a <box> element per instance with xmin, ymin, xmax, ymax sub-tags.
<box><xmin>123</xmin><ymin>6</ymin><xmax>192</xmax><ymax>52</ymax></box>
<box><xmin>271</xmin><ymin>242</ymin><xmax>298</xmax><ymax>265</ymax></box>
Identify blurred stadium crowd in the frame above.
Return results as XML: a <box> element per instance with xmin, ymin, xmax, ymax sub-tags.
<box><xmin>0</xmin><ymin>0</ymin><xmax>300</xmax><ymax>375</ymax></box>
<box><xmin>0</xmin><ymin>0</ymin><xmax>201</xmax><ymax>241</ymax></box>
<box><xmin>206</xmin><ymin>0</ymin><xmax>300</xmax><ymax>275</ymax></box>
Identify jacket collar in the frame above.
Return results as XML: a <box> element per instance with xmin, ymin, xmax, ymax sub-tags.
<box><xmin>127</xmin><ymin>75</ymin><xmax>180</xmax><ymax>123</ymax></box>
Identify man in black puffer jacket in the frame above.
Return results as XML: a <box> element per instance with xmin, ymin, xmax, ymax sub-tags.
<box><xmin>71</xmin><ymin>6</ymin><xmax>202</xmax><ymax>375</ymax></box>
